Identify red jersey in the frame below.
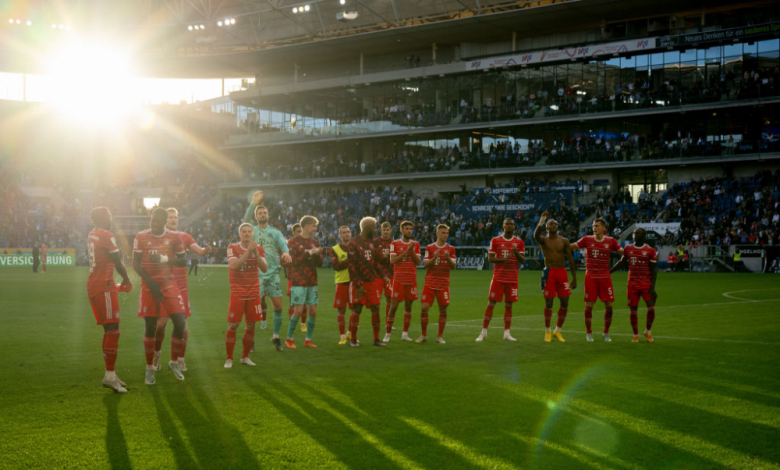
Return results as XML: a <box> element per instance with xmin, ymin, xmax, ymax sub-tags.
<box><xmin>287</xmin><ymin>236</ymin><xmax>323</xmax><ymax>287</ymax></box>
<box><xmin>87</xmin><ymin>229</ymin><xmax>120</xmax><ymax>298</ymax></box>
<box><xmin>133</xmin><ymin>229</ymin><xmax>185</xmax><ymax>291</ymax></box>
<box><xmin>575</xmin><ymin>235</ymin><xmax>621</xmax><ymax>279</ymax></box>
<box><xmin>390</xmin><ymin>239</ymin><xmax>420</xmax><ymax>285</ymax></box>
<box><xmin>489</xmin><ymin>235</ymin><xmax>525</xmax><ymax>284</ymax></box>
<box><xmin>171</xmin><ymin>231</ymin><xmax>197</xmax><ymax>291</ymax></box>
<box><xmin>374</xmin><ymin>237</ymin><xmax>394</xmax><ymax>277</ymax></box>
<box><xmin>347</xmin><ymin>235</ymin><xmax>386</xmax><ymax>288</ymax></box>
<box><xmin>424</xmin><ymin>243</ymin><xmax>456</xmax><ymax>290</ymax></box>
<box><xmin>623</xmin><ymin>244</ymin><xmax>657</xmax><ymax>288</ymax></box>
<box><xmin>41</xmin><ymin>244</ymin><xmax>47</xmax><ymax>260</ymax></box>
<box><xmin>227</xmin><ymin>242</ymin><xmax>266</xmax><ymax>300</ymax></box>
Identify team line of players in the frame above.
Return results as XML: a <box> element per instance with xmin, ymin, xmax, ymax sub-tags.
<box><xmin>86</xmin><ymin>191</ymin><xmax>658</xmax><ymax>393</ymax></box>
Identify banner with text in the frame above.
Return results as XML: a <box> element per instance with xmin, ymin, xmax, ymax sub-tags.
<box><xmin>466</xmin><ymin>38</ymin><xmax>654</xmax><ymax>71</ymax></box>
<box><xmin>657</xmin><ymin>22</ymin><xmax>780</xmax><ymax>48</ymax></box>
<box><xmin>451</xmin><ymin>203</ymin><xmax>541</xmax><ymax>218</ymax></box>
<box><xmin>0</xmin><ymin>248</ymin><xmax>76</xmax><ymax>267</ymax></box>
<box><xmin>635</xmin><ymin>223</ymin><xmax>681</xmax><ymax>235</ymax></box>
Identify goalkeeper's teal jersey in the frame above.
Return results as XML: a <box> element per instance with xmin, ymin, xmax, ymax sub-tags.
<box><xmin>244</xmin><ymin>203</ymin><xmax>289</xmax><ymax>280</ymax></box>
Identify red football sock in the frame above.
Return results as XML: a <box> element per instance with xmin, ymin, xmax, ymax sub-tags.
<box><xmin>438</xmin><ymin>313</ymin><xmax>447</xmax><ymax>337</ymax></box>
<box><xmin>503</xmin><ymin>305</ymin><xmax>512</xmax><ymax>330</ymax></box>
<box><xmin>482</xmin><ymin>304</ymin><xmax>494</xmax><ymax>329</ymax></box>
<box><xmin>371</xmin><ymin>311</ymin><xmax>381</xmax><ymax>340</ymax></box>
<box><xmin>646</xmin><ymin>306</ymin><xmax>656</xmax><ymax>331</ymax></box>
<box><xmin>154</xmin><ymin>326</ymin><xmax>165</xmax><ymax>352</ymax></box>
<box><xmin>143</xmin><ymin>336</ymin><xmax>155</xmax><ymax>366</ymax></box>
<box><xmin>386</xmin><ymin>313</ymin><xmax>395</xmax><ymax>335</ymax></box>
<box><xmin>180</xmin><ymin>329</ymin><xmax>188</xmax><ymax>358</ymax></box>
<box><xmin>337</xmin><ymin>312</ymin><xmax>346</xmax><ymax>335</ymax></box>
<box><xmin>385</xmin><ymin>300</ymin><xmax>391</xmax><ymax>321</ymax></box>
<box><xmin>241</xmin><ymin>329</ymin><xmax>255</xmax><ymax>359</ymax></box>
<box><xmin>302</xmin><ymin>306</ymin><xmax>308</xmax><ymax>325</ymax></box>
<box><xmin>556</xmin><ymin>307</ymin><xmax>568</xmax><ymax>328</ymax></box>
<box><xmin>402</xmin><ymin>311</ymin><xmax>411</xmax><ymax>333</ymax></box>
<box><xmin>604</xmin><ymin>306</ymin><xmax>613</xmax><ymax>334</ymax></box>
<box><xmin>171</xmin><ymin>336</ymin><xmax>185</xmax><ymax>362</ymax></box>
<box><xmin>421</xmin><ymin>310</ymin><xmax>429</xmax><ymax>336</ymax></box>
<box><xmin>225</xmin><ymin>330</ymin><xmax>237</xmax><ymax>360</ymax></box>
<box><xmin>584</xmin><ymin>306</ymin><xmax>593</xmax><ymax>334</ymax></box>
<box><xmin>543</xmin><ymin>307</ymin><xmax>553</xmax><ymax>328</ymax></box>
<box><xmin>630</xmin><ymin>308</ymin><xmax>639</xmax><ymax>335</ymax></box>
<box><xmin>103</xmin><ymin>329</ymin><xmax>120</xmax><ymax>372</ymax></box>
<box><xmin>349</xmin><ymin>313</ymin><xmax>360</xmax><ymax>340</ymax></box>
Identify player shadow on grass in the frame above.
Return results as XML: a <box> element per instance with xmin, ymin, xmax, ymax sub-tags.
<box><xmin>648</xmin><ymin>368</ymin><xmax>780</xmax><ymax>408</ymax></box>
<box><xmin>160</xmin><ymin>382</ymin><xmax>263</xmax><ymax>470</ymax></box>
<box><xmin>294</xmin><ymin>381</ymin><xmax>492</xmax><ymax>469</ymax></box>
<box><xmin>103</xmin><ymin>394</ymin><xmax>131</xmax><ymax>470</ymax></box>
<box><xmin>149</xmin><ymin>387</ymin><xmax>200</xmax><ymax>470</ymax></box>
<box><xmin>607</xmin><ymin>380</ymin><xmax>780</xmax><ymax>464</ymax></box>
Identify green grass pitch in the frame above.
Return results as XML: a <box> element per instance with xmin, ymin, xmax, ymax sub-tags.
<box><xmin>1</xmin><ymin>267</ymin><xmax>779</xmax><ymax>470</ymax></box>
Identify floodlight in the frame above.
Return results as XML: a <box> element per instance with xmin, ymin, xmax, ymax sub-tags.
<box><xmin>304</xmin><ymin>4</ymin><xmax>310</xmax><ymax>11</ymax></box>
<box><xmin>188</xmin><ymin>25</ymin><xmax>193</xmax><ymax>30</ymax></box>
<box><xmin>293</xmin><ymin>7</ymin><xmax>298</xmax><ymax>13</ymax></box>
<box><xmin>58</xmin><ymin>24</ymin><xmax>64</xmax><ymax>29</ymax></box>
<box><xmin>8</xmin><ymin>19</ymin><xmax>13</xmax><ymax>24</ymax></box>
<box><xmin>217</xmin><ymin>21</ymin><xmax>223</xmax><ymax>26</ymax></box>
<box><xmin>340</xmin><ymin>0</ymin><xmax>346</xmax><ymax>4</ymax></box>
<box><xmin>199</xmin><ymin>24</ymin><xmax>204</xmax><ymax>29</ymax></box>
<box><xmin>16</xmin><ymin>19</ymin><xmax>21</xmax><ymax>24</ymax></box>
<box><xmin>26</xmin><ymin>21</ymin><xmax>32</xmax><ymax>26</ymax></box>
<box><xmin>231</xmin><ymin>18</ymin><xmax>236</xmax><ymax>24</ymax></box>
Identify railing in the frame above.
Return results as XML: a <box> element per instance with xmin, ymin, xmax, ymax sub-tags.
<box><xmin>222</xmin><ymin>86</ymin><xmax>780</xmax><ymax>148</ymax></box>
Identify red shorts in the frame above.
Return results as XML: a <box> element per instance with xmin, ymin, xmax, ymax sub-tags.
<box><xmin>350</xmin><ymin>278</ymin><xmax>383</xmax><ymax>307</ymax></box>
<box><xmin>383</xmin><ymin>280</ymin><xmax>392</xmax><ymax>298</ymax></box>
<box><xmin>627</xmin><ymin>285</ymin><xmax>652</xmax><ymax>306</ymax></box>
<box><xmin>333</xmin><ymin>283</ymin><xmax>351</xmax><ymax>309</ymax></box>
<box><xmin>392</xmin><ymin>282</ymin><xmax>418</xmax><ymax>301</ymax></box>
<box><xmin>542</xmin><ymin>267</ymin><xmax>572</xmax><ymax>299</ymax></box>
<box><xmin>161</xmin><ymin>288</ymin><xmax>191</xmax><ymax>318</ymax></box>
<box><xmin>228</xmin><ymin>295</ymin><xmax>262</xmax><ymax>323</ymax></box>
<box><xmin>287</xmin><ymin>279</ymin><xmax>292</xmax><ymax>296</ymax></box>
<box><xmin>137</xmin><ymin>284</ymin><xmax>186</xmax><ymax>318</ymax></box>
<box><xmin>90</xmin><ymin>291</ymin><xmax>120</xmax><ymax>325</ymax></box>
<box><xmin>421</xmin><ymin>286</ymin><xmax>450</xmax><ymax>306</ymax></box>
<box><xmin>489</xmin><ymin>280</ymin><xmax>518</xmax><ymax>303</ymax></box>
<box><xmin>584</xmin><ymin>275</ymin><xmax>615</xmax><ymax>303</ymax></box>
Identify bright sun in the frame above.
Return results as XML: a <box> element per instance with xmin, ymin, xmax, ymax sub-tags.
<box><xmin>46</xmin><ymin>40</ymin><xmax>141</xmax><ymax>127</ymax></box>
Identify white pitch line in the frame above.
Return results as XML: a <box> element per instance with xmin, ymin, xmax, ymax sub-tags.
<box><xmin>722</xmin><ymin>288</ymin><xmax>780</xmax><ymax>302</ymax></box>
<box><xmin>442</xmin><ymin>324</ymin><xmax>780</xmax><ymax>346</ymax></box>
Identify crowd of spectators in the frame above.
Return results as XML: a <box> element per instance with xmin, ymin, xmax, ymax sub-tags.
<box><xmin>242</xmin><ymin>130</ymin><xmax>779</xmax><ymax>183</ymax></box>
<box><xmin>235</xmin><ymin>65</ymin><xmax>780</xmax><ymax>137</ymax></box>
<box><xmin>659</xmin><ymin>170</ymin><xmax>780</xmax><ymax>248</ymax></box>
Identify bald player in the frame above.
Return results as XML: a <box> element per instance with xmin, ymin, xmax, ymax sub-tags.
<box><xmin>534</xmin><ymin>211</ymin><xmax>577</xmax><ymax>342</ymax></box>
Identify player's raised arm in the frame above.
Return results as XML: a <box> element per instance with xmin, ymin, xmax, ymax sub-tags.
<box><xmin>243</xmin><ymin>190</ymin><xmax>264</xmax><ymax>224</ymax></box>
<box><xmin>188</xmin><ymin>242</ymin><xmax>211</xmax><ymax>257</ymax></box>
<box><xmin>534</xmin><ymin>212</ymin><xmax>548</xmax><ymax>245</ymax></box>
<box><xmin>564</xmin><ymin>239</ymin><xmax>577</xmax><ymax>290</ymax></box>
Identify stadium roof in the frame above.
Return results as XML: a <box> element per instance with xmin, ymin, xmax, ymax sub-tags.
<box><xmin>0</xmin><ymin>0</ymin><xmax>761</xmax><ymax>78</ymax></box>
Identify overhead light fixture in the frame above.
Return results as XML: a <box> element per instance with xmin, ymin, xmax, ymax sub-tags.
<box><xmin>304</xmin><ymin>4</ymin><xmax>310</xmax><ymax>11</ymax></box>
<box><xmin>188</xmin><ymin>25</ymin><xmax>193</xmax><ymax>30</ymax></box>
<box><xmin>51</xmin><ymin>23</ymin><xmax>56</xmax><ymax>28</ymax></box>
<box><xmin>199</xmin><ymin>24</ymin><xmax>204</xmax><ymax>29</ymax></box>
<box><xmin>8</xmin><ymin>19</ymin><xmax>13</xmax><ymax>24</ymax></box>
<box><xmin>293</xmin><ymin>7</ymin><xmax>298</xmax><ymax>13</ymax></box>
<box><xmin>340</xmin><ymin>0</ymin><xmax>346</xmax><ymax>4</ymax></box>
<box><xmin>58</xmin><ymin>24</ymin><xmax>64</xmax><ymax>29</ymax></box>
<box><xmin>231</xmin><ymin>18</ymin><xmax>236</xmax><ymax>24</ymax></box>
<box><xmin>217</xmin><ymin>21</ymin><xmax>222</xmax><ymax>26</ymax></box>
<box><xmin>26</xmin><ymin>20</ymin><xmax>31</xmax><ymax>26</ymax></box>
